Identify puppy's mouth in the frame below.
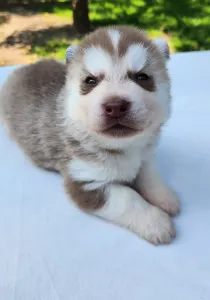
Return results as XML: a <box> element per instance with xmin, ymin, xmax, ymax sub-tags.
<box><xmin>101</xmin><ymin>122</ymin><xmax>139</xmax><ymax>138</ymax></box>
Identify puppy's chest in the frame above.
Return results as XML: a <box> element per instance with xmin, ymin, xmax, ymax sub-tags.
<box><xmin>69</xmin><ymin>148</ymin><xmax>144</xmax><ymax>184</ymax></box>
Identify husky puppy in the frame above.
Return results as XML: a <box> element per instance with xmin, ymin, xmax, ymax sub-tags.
<box><xmin>0</xmin><ymin>26</ymin><xmax>180</xmax><ymax>244</ymax></box>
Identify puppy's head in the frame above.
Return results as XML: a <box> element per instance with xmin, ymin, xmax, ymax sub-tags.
<box><xmin>65</xmin><ymin>26</ymin><xmax>171</xmax><ymax>145</ymax></box>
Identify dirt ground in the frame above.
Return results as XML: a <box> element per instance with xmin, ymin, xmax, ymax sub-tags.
<box><xmin>0</xmin><ymin>11</ymin><xmax>71</xmax><ymax>65</ymax></box>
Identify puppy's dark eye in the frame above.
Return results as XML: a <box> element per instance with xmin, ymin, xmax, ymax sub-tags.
<box><xmin>135</xmin><ymin>73</ymin><xmax>150</xmax><ymax>81</ymax></box>
<box><xmin>128</xmin><ymin>71</ymin><xmax>155</xmax><ymax>92</ymax></box>
<box><xmin>85</xmin><ymin>76</ymin><xmax>97</xmax><ymax>85</ymax></box>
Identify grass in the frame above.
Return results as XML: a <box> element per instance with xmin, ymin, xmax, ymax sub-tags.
<box><xmin>31</xmin><ymin>38</ymin><xmax>79</xmax><ymax>60</ymax></box>
<box><xmin>2</xmin><ymin>0</ymin><xmax>210</xmax><ymax>61</ymax></box>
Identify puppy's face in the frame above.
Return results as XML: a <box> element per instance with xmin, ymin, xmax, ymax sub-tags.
<box><xmin>65</xmin><ymin>26</ymin><xmax>171</xmax><ymax>143</ymax></box>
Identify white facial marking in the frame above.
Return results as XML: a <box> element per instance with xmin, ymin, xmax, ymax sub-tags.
<box><xmin>125</xmin><ymin>43</ymin><xmax>148</xmax><ymax>71</ymax></box>
<box><xmin>108</xmin><ymin>29</ymin><xmax>121</xmax><ymax>50</ymax></box>
<box><xmin>84</xmin><ymin>47</ymin><xmax>113</xmax><ymax>75</ymax></box>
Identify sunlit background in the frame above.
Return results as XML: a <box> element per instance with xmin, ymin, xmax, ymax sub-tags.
<box><xmin>0</xmin><ymin>0</ymin><xmax>209</xmax><ymax>66</ymax></box>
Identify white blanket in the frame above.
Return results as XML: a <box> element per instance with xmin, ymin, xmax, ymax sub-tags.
<box><xmin>0</xmin><ymin>52</ymin><xmax>210</xmax><ymax>300</ymax></box>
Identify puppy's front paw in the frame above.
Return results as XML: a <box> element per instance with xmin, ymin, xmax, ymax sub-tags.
<box><xmin>140</xmin><ymin>207</ymin><xmax>176</xmax><ymax>245</ymax></box>
<box><xmin>155</xmin><ymin>188</ymin><xmax>181</xmax><ymax>217</ymax></box>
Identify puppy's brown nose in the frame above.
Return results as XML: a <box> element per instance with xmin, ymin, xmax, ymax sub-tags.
<box><xmin>103</xmin><ymin>100</ymin><xmax>130</xmax><ymax>118</ymax></box>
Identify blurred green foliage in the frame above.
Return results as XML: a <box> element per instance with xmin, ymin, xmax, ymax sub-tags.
<box><xmin>1</xmin><ymin>0</ymin><xmax>210</xmax><ymax>60</ymax></box>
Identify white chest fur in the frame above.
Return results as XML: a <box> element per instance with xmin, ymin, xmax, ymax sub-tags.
<box><xmin>68</xmin><ymin>145</ymin><xmax>145</xmax><ymax>190</ymax></box>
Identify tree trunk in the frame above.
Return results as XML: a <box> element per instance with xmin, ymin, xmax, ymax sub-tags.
<box><xmin>72</xmin><ymin>0</ymin><xmax>90</xmax><ymax>34</ymax></box>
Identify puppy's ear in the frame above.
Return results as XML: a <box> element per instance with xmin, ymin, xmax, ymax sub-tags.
<box><xmin>153</xmin><ymin>38</ymin><xmax>170</xmax><ymax>60</ymax></box>
<box><xmin>66</xmin><ymin>45</ymin><xmax>78</xmax><ymax>63</ymax></box>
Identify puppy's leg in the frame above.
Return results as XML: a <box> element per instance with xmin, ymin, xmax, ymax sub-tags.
<box><xmin>136</xmin><ymin>158</ymin><xmax>180</xmax><ymax>216</ymax></box>
<box><xmin>64</xmin><ymin>174</ymin><xmax>176</xmax><ymax>245</ymax></box>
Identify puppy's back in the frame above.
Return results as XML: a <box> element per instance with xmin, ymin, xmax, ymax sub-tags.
<box><xmin>0</xmin><ymin>59</ymin><xmax>67</xmax><ymax>170</ymax></box>
<box><xmin>0</xmin><ymin>59</ymin><xmax>66</xmax><ymax>118</ymax></box>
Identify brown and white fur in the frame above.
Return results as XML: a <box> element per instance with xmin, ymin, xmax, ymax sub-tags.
<box><xmin>0</xmin><ymin>26</ymin><xmax>180</xmax><ymax>245</ymax></box>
